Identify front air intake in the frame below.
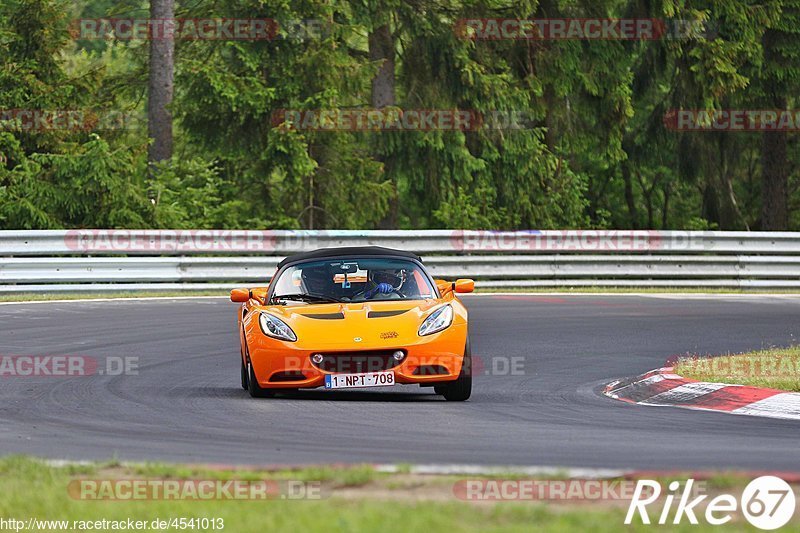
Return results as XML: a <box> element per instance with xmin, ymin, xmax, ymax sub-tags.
<box><xmin>311</xmin><ymin>351</ymin><xmax>406</xmax><ymax>373</ymax></box>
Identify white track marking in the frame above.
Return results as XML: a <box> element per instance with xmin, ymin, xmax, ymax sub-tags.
<box><xmin>640</xmin><ymin>382</ymin><xmax>728</xmax><ymax>405</ymax></box>
<box><xmin>732</xmin><ymin>393</ymin><xmax>800</xmax><ymax>420</ymax></box>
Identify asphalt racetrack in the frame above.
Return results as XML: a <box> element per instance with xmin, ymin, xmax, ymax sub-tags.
<box><xmin>0</xmin><ymin>294</ymin><xmax>798</xmax><ymax>471</ymax></box>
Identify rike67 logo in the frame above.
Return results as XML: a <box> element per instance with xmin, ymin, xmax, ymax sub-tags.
<box><xmin>626</xmin><ymin>476</ymin><xmax>796</xmax><ymax>530</ymax></box>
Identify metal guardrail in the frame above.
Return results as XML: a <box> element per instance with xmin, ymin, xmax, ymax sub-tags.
<box><xmin>0</xmin><ymin>230</ymin><xmax>799</xmax><ymax>292</ymax></box>
<box><xmin>4</xmin><ymin>229</ymin><xmax>800</xmax><ymax>255</ymax></box>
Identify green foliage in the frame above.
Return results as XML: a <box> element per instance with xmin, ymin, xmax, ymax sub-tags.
<box><xmin>0</xmin><ymin>0</ymin><xmax>798</xmax><ymax>230</ymax></box>
<box><xmin>0</xmin><ymin>135</ymin><xmax>148</xmax><ymax>228</ymax></box>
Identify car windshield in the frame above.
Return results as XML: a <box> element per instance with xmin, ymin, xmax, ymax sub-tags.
<box><xmin>270</xmin><ymin>258</ymin><xmax>436</xmax><ymax>303</ymax></box>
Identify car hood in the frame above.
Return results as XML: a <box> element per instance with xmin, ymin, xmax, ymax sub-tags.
<box><xmin>261</xmin><ymin>299</ymin><xmax>443</xmax><ymax>348</ymax></box>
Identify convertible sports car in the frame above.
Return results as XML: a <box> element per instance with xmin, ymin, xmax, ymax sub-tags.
<box><xmin>230</xmin><ymin>246</ymin><xmax>474</xmax><ymax>401</ymax></box>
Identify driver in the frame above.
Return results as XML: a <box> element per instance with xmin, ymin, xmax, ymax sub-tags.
<box><xmin>301</xmin><ymin>266</ymin><xmax>331</xmax><ymax>296</ymax></box>
<box><xmin>364</xmin><ymin>268</ymin><xmax>406</xmax><ymax>299</ymax></box>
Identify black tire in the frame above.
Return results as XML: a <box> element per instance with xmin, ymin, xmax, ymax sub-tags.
<box><xmin>240</xmin><ymin>356</ymin><xmax>248</xmax><ymax>390</ymax></box>
<box><xmin>435</xmin><ymin>338</ymin><xmax>472</xmax><ymax>401</ymax></box>
<box><xmin>247</xmin><ymin>359</ymin><xmax>274</xmax><ymax>398</ymax></box>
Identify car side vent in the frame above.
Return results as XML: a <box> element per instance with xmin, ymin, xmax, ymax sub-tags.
<box><xmin>300</xmin><ymin>312</ymin><xmax>345</xmax><ymax>320</ymax></box>
<box><xmin>367</xmin><ymin>309</ymin><xmax>411</xmax><ymax>318</ymax></box>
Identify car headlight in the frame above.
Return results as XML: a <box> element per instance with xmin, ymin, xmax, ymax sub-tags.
<box><xmin>259</xmin><ymin>313</ymin><xmax>297</xmax><ymax>342</ymax></box>
<box><xmin>418</xmin><ymin>305</ymin><xmax>454</xmax><ymax>336</ymax></box>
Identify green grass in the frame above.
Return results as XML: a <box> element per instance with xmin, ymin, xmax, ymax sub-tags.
<box><xmin>127</xmin><ymin>463</ymin><xmax>381</xmax><ymax>487</ymax></box>
<box><xmin>675</xmin><ymin>346</ymin><xmax>800</xmax><ymax>391</ymax></box>
<box><xmin>0</xmin><ymin>457</ymin><xmax>775</xmax><ymax>532</ymax></box>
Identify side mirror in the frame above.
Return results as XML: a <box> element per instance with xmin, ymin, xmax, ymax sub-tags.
<box><xmin>230</xmin><ymin>288</ymin><xmax>250</xmax><ymax>303</ymax></box>
<box><xmin>454</xmin><ymin>279</ymin><xmax>475</xmax><ymax>293</ymax></box>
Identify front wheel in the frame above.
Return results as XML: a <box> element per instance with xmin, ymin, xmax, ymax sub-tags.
<box><xmin>247</xmin><ymin>359</ymin><xmax>274</xmax><ymax>398</ymax></box>
<box><xmin>435</xmin><ymin>339</ymin><xmax>472</xmax><ymax>401</ymax></box>
<box><xmin>240</xmin><ymin>356</ymin><xmax>248</xmax><ymax>390</ymax></box>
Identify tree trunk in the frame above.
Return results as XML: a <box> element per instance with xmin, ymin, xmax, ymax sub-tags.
<box><xmin>760</xmin><ymin>25</ymin><xmax>789</xmax><ymax>231</ymax></box>
<box><xmin>621</xmin><ymin>139</ymin><xmax>639</xmax><ymax>229</ymax></box>
<box><xmin>620</xmin><ymin>164</ymin><xmax>638</xmax><ymax>229</ymax></box>
<box><xmin>369</xmin><ymin>23</ymin><xmax>397</xmax><ymax>228</ymax></box>
<box><xmin>369</xmin><ymin>24</ymin><xmax>395</xmax><ymax>109</ymax></box>
<box><xmin>147</xmin><ymin>0</ymin><xmax>175</xmax><ymax>173</ymax></box>
<box><xmin>760</xmin><ymin>113</ymin><xmax>788</xmax><ymax>230</ymax></box>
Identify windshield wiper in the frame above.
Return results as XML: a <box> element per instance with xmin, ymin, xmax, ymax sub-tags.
<box><xmin>271</xmin><ymin>293</ymin><xmax>341</xmax><ymax>304</ymax></box>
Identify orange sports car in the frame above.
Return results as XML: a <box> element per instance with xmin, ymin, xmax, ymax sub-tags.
<box><xmin>231</xmin><ymin>246</ymin><xmax>474</xmax><ymax>401</ymax></box>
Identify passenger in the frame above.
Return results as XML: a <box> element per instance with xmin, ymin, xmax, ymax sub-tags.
<box><xmin>301</xmin><ymin>266</ymin><xmax>332</xmax><ymax>297</ymax></box>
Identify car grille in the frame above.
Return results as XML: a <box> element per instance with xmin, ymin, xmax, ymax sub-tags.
<box><xmin>311</xmin><ymin>350</ymin><xmax>404</xmax><ymax>373</ymax></box>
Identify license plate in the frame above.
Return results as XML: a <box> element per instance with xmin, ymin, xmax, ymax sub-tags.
<box><xmin>325</xmin><ymin>371</ymin><xmax>395</xmax><ymax>389</ymax></box>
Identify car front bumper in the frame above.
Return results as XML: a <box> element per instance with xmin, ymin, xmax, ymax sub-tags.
<box><xmin>247</xmin><ymin>325</ymin><xmax>468</xmax><ymax>389</ymax></box>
